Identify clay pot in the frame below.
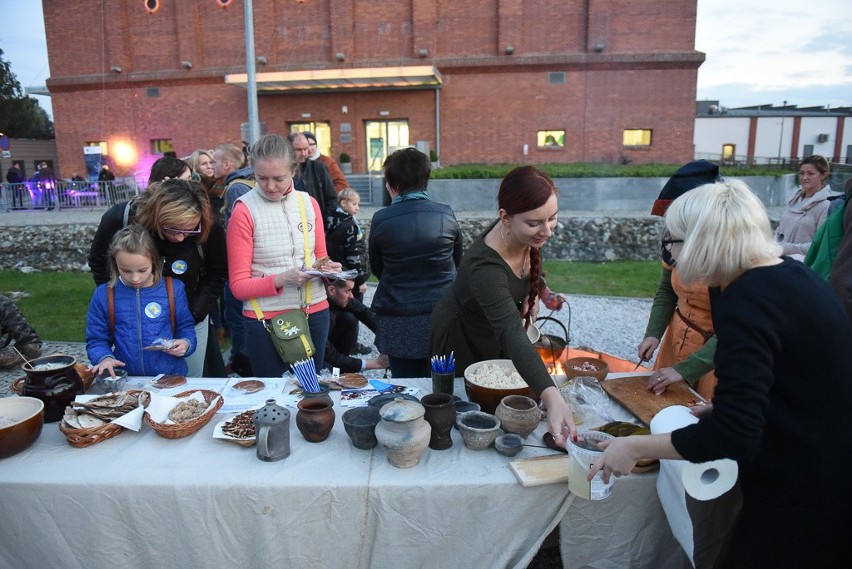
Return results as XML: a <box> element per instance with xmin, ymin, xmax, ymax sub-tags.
<box><xmin>495</xmin><ymin>395</ymin><xmax>542</xmax><ymax>438</ymax></box>
<box><xmin>296</xmin><ymin>398</ymin><xmax>335</xmax><ymax>443</ymax></box>
<box><xmin>421</xmin><ymin>393</ymin><xmax>455</xmax><ymax>450</ymax></box>
<box><xmin>495</xmin><ymin>433</ymin><xmax>523</xmax><ymax>457</ymax></box>
<box><xmin>342</xmin><ymin>407</ymin><xmax>382</xmax><ymax>450</ymax></box>
<box><xmin>457</xmin><ymin>411</ymin><xmax>501</xmax><ymax>451</ymax></box>
<box><xmin>453</xmin><ymin>400</ymin><xmax>481</xmax><ymax>430</ymax></box>
<box><xmin>21</xmin><ymin>355</ymin><xmax>84</xmax><ymax>423</ymax></box>
<box><xmin>253</xmin><ymin>399</ymin><xmax>291</xmax><ymax>461</ymax></box>
<box><xmin>375</xmin><ymin>398</ymin><xmax>431</xmax><ymax>468</ymax></box>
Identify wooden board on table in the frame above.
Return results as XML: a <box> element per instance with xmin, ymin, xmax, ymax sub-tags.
<box><xmin>509</xmin><ymin>455</ymin><xmax>570</xmax><ymax>487</ymax></box>
<box><xmin>599</xmin><ymin>374</ymin><xmax>699</xmax><ymax>426</ymax></box>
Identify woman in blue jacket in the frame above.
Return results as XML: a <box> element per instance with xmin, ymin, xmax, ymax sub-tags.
<box><xmin>86</xmin><ymin>225</ymin><xmax>196</xmax><ymax>377</ymax></box>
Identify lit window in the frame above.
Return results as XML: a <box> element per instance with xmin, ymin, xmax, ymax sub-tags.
<box><xmin>537</xmin><ymin>130</ymin><xmax>565</xmax><ymax>148</ymax></box>
<box><xmin>150</xmin><ymin>139</ymin><xmax>174</xmax><ymax>154</ymax></box>
<box><xmin>289</xmin><ymin>122</ymin><xmax>332</xmax><ymax>158</ymax></box>
<box><xmin>623</xmin><ymin>129</ymin><xmax>652</xmax><ymax>147</ymax></box>
<box><xmin>722</xmin><ymin>144</ymin><xmax>735</xmax><ymax>160</ymax></box>
<box><xmin>85</xmin><ymin>141</ymin><xmax>108</xmax><ymax>156</ymax></box>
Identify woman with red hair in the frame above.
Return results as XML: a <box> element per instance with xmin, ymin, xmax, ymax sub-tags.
<box><xmin>430</xmin><ymin>166</ymin><xmax>576</xmax><ymax>444</ymax></box>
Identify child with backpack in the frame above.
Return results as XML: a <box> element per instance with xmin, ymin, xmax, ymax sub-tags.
<box><xmin>86</xmin><ymin>225</ymin><xmax>196</xmax><ymax>377</ymax></box>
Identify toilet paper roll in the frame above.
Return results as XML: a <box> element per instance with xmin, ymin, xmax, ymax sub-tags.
<box><xmin>650</xmin><ymin>405</ymin><xmax>738</xmax><ymax>501</ymax></box>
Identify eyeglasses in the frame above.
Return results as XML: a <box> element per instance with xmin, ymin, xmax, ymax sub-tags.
<box><xmin>163</xmin><ymin>223</ymin><xmax>201</xmax><ymax>236</ymax></box>
<box><xmin>661</xmin><ymin>237</ymin><xmax>683</xmax><ymax>267</ymax></box>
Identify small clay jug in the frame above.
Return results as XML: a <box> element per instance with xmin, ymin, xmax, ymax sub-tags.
<box><xmin>342</xmin><ymin>406</ymin><xmax>382</xmax><ymax>450</ymax></box>
<box><xmin>21</xmin><ymin>355</ymin><xmax>84</xmax><ymax>423</ymax></box>
<box><xmin>420</xmin><ymin>393</ymin><xmax>455</xmax><ymax>450</ymax></box>
<box><xmin>296</xmin><ymin>398</ymin><xmax>335</xmax><ymax>443</ymax></box>
<box><xmin>253</xmin><ymin>398</ymin><xmax>291</xmax><ymax>462</ymax></box>
<box><xmin>375</xmin><ymin>398</ymin><xmax>431</xmax><ymax>468</ymax></box>
<box><xmin>495</xmin><ymin>394</ymin><xmax>542</xmax><ymax>438</ymax></box>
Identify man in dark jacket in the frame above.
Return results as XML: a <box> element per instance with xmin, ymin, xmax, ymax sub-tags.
<box><xmin>5</xmin><ymin>163</ymin><xmax>25</xmax><ymax>208</ymax></box>
<box><xmin>289</xmin><ymin>132</ymin><xmax>338</xmax><ymax>228</ymax></box>
<box><xmin>323</xmin><ymin>278</ymin><xmax>388</xmax><ymax>373</ymax></box>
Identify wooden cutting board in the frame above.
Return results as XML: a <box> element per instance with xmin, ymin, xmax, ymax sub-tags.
<box><xmin>509</xmin><ymin>455</ymin><xmax>570</xmax><ymax>487</ymax></box>
<box><xmin>599</xmin><ymin>374</ymin><xmax>699</xmax><ymax>426</ymax></box>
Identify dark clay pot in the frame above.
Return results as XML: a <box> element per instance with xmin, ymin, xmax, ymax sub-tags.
<box><xmin>421</xmin><ymin>393</ymin><xmax>455</xmax><ymax>450</ymax></box>
<box><xmin>342</xmin><ymin>407</ymin><xmax>382</xmax><ymax>450</ymax></box>
<box><xmin>21</xmin><ymin>355</ymin><xmax>84</xmax><ymax>423</ymax></box>
<box><xmin>296</xmin><ymin>398</ymin><xmax>335</xmax><ymax>443</ymax></box>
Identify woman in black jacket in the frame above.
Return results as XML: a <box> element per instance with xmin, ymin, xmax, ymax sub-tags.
<box><xmin>87</xmin><ymin>178</ymin><xmax>227</xmax><ymax>377</ymax></box>
<box><xmin>368</xmin><ymin>148</ymin><xmax>462</xmax><ymax>378</ymax></box>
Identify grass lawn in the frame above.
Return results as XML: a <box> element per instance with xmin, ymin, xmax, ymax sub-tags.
<box><xmin>1</xmin><ymin>261</ymin><xmax>660</xmax><ymax>343</ymax></box>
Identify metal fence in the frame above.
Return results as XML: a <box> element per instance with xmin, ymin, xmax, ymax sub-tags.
<box><xmin>0</xmin><ymin>178</ymin><xmax>140</xmax><ymax>212</ymax></box>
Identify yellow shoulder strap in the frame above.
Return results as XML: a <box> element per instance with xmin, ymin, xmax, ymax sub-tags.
<box><xmin>296</xmin><ymin>192</ymin><xmax>312</xmax><ymax>309</ymax></box>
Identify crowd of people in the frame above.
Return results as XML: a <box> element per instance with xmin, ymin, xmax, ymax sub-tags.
<box><xmin>2</xmin><ymin>145</ymin><xmax>851</xmax><ymax>568</ymax></box>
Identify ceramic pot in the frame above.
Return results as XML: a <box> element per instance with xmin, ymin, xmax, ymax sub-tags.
<box><xmin>421</xmin><ymin>393</ymin><xmax>455</xmax><ymax>450</ymax></box>
<box><xmin>495</xmin><ymin>395</ymin><xmax>542</xmax><ymax>438</ymax></box>
<box><xmin>253</xmin><ymin>399</ymin><xmax>291</xmax><ymax>461</ymax></box>
<box><xmin>453</xmin><ymin>400</ymin><xmax>480</xmax><ymax>430</ymax></box>
<box><xmin>431</xmin><ymin>372</ymin><xmax>455</xmax><ymax>396</ymax></box>
<box><xmin>457</xmin><ymin>411</ymin><xmax>501</xmax><ymax>451</ymax></box>
<box><xmin>301</xmin><ymin>385</ymin><xmax>332</xmax><ymax>403</ymax></box>
<box><xmin>21</xmin><ymin>355</ymin><xmax>84</xmax><ymax>423</ymax></box>
<box><xmin>375</xmin><ymin>398</ymin><xmax>431</xmax><ymax>468</ymax></box>
<box><xmin>495</xmin><ymin>433</ymin><xmax>523</xmax><ymax>457</ymax></box>
<box><xmin>296</xmin><ymin>398</ymin><xmax>335</xmax><ymax>443</ymax></box>
<box><xmin>342</xmin><ymin>407</ymin><xmax>382</xmax><ymax>450</ymax></box>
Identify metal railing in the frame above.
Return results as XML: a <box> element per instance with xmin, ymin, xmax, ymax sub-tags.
<box><xmin>0</xmin><ymin>178</ymin><xmax>140</xmax><ymax>211</ymax></box>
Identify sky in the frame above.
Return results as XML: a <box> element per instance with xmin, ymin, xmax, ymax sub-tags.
<box><xmin>0</xmin><ymin>0</ymin><xmax>850</xmax><ymax>121</ymax></box>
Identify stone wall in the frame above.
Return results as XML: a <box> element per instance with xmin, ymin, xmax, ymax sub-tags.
<box><xmin>3</xmin><ymin>215</ymin><xmax>672</xmax><ymax>272</ymax></box>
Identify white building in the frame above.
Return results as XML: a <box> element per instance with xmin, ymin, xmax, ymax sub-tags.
<box><xmin>694</xmin><ymin>101</ymin><xmax>852</xmax><ymax>166</ymax></box>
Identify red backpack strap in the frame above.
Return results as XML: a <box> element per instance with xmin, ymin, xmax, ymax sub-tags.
<box><xmin>108</xmin><ymin>286</ymin><xmax>115</xmax><ymax>338</ymax></box>
<box><xmin>165</xmin><ymin>277</ymin><xmax>176</xmax><ymax>334</ymax></box>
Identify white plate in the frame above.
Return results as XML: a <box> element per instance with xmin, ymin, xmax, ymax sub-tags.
<box><xmin>212</xmin><ymin>417</ymin><xmax>255</xmax><ymax>447</ymax></box>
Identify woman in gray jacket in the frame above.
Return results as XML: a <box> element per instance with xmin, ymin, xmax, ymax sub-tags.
<box><xmin>775</xmin><ymin>154</ymin><xmax>836</xmax><ymax>259</ymax></box>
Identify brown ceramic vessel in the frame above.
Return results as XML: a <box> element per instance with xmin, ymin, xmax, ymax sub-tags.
<box><xmin>495</xmin><ymin>394</ymin><xmax>542</xmax><ymax>438</ymax></box>
<box><xmin>296</xmin><ymin>398</ymin><xmax>335</xmax><ymax>443</ymax></box>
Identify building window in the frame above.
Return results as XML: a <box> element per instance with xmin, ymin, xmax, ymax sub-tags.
<box><xmin>722</xmin><ymin>144</ymin><xmax>735</xmax><ymax>161</ymax></box>
<box><xmin>85</xmin><ymin>141</ymin><xmax>108</xmax><ymax>156</ymax></box>
<box><xmin>537</xmin><ymin>130</ymin><xmax>565</xmax><ymax>148</ymax></box>
<box><xmin>289</xmin><ymin>122</ymin><xmax>332</xmax><ymax>158</ymax></box>
<box><xmin>547</xmin><ymin>72</ymin><xmax>566</xmax><ymax>84</ymax></box>
<box><xmin>623</xmin><ymin>129</ymin><xmax>652</xmax><ymax>147</ymax></box>
<box><xmin>150</xmin><ymin>139</ymin><xmax>174</xmax><ymax>155</ymax></box>
<box><xmin>146</xmin><ymin>87</ymin><xmax>160</xmax><ymax>98</ymax></box>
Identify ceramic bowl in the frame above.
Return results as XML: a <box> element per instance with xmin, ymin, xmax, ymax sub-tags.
<box><xmin>456</xmin><ymin>411</ymin><xmax>501</xmax><ymax>451</ymax></box>
<box><xmin>0</xmin><ymin>397</ymin><xmax>45</xmax><ymax>458</ymax></box>
<box><xmin>494</xmin><ymin>433</ymin><xmax>524</xmax><ymax>457</ymax></box>
<box><xmin>495</xmin><ymin>394</ymin><xmax>542</xmax><ymax>438</ymax></box>
<box><xmin>342</xmin><ymin>407</ymin><xmax>382</xmax><ymax>450</ymax></box>
<box><xmin>453</xmin><ymin>400</ymin><xmax>480</xmax><ymax>430</ymax></box>
<box><xmin>367</xmin><ymin>392</ymin><xmax>419</xmax><ymax>411</ymax></box>
<box><xmin>464</xmin><ymin>359</ymin><xmax>537</xmax><ymax>415</ymax></box>
<box><xmin>564</xmin><ymin>357</ymin><xmax>609</xmax><ymax>382</ymax></box>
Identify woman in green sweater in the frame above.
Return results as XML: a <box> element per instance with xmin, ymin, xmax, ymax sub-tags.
<box><xmin>430</xmin><ymin>166</ymin><xmax>576</xmax><ymax>444</ymax></box>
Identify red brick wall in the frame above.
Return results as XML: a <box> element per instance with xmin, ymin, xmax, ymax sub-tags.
<box><xmin>44</xmin><ymin>0</ymin><xmax>701</xmax><ymax>175</ymax></box>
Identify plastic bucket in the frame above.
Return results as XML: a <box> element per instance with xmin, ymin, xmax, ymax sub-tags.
<box><xmin>566</xmin><ymin>430</ymin><xmax>615</xmax><ymax>500</ymax></box>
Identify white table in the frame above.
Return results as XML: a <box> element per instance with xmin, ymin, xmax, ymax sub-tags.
<box><xmin>0</xmin><ymin>378</ymin><xmax>567</xmax><ymax>569</ymax></box>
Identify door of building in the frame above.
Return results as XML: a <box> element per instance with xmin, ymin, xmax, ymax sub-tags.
<box><xmin>364</xmin><ymin>120</ymin><xmax>409</xmax><ymax>172</ymax></box>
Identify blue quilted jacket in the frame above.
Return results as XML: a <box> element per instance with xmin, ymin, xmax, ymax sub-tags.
<box><xmin>86</xmin><ymin>278</ymin><xmax>197</xmax><ymax>376</ymax></box>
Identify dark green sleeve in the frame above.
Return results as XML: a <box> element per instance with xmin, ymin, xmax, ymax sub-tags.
<box><xmin>673</xmin><ymin>335</ymin><xmax>717</xmax><ymax>386</ymax></box>
<box><xmin>644</xmin><ymin>267</ymin><xmax>676</xmax><ymax>339</ymax></box>
<box><xmin>468</xmin><ymin>258</ymin><xmax>553</xmax><ymax>395</ymax></box>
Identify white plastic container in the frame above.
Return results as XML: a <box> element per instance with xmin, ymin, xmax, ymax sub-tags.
<box><xmin>566</xmin><ymin>430</ymin><xmax>615</xmax><ymax>500</ymax></box>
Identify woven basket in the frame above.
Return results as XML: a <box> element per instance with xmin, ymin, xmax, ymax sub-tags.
<box><xmin>12</xmin><ymin>363</ymin><xmax>96</xmax><ymax>396</ymax></box>
<box><xmin>144</xmin><ymin>389</ymin><xmax>223</xmax><ymax>439</ymax></box>
<box><xmin>58</xmin><ymin>390</ymin><xmax>151</xmax><ymax>448</ymax></box>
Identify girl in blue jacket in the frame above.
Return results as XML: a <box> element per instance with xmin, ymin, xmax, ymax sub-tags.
<box><xmin>86</xmin><ymin>225</ymin><xmax>196</xmax><ymax>377</ymax></box>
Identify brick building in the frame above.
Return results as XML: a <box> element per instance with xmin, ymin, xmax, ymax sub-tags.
<box><xmin>44</xmin><ymin>0</ymin><xmax>703</xmax><ymax>178</ymax></box>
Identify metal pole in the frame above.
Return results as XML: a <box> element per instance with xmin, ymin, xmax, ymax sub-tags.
<box><xmin>244</xmin><ymin>0</ymin><xmax>260</xmax><ymax>144</ymax></box>
<box><xmin>777</xmin><ymin>100</ymin><xmax>787</xmax><ymax>165</ymax></box>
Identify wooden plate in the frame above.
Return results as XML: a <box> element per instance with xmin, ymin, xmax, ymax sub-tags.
<box><xmin>337</xmin><ymin>373</ymin><xmax>368</xmax><ymax>389</ymax></box>
<box><xmin>152</xmin><ymin>374</ymin><xmax>187</xmax><ymax>389</ymax></box>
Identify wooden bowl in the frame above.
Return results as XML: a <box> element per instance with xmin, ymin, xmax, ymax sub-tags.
<box><xmin>564</xmin><ymin>357</ymin><xmax>609</xmax><ymax>381</ymax></box>
<box><xmin>464</xmin><ymin>360</ymin><xmax>537</xmax><ymax>415</ymax></box>
<box><xmin>0</xmin><ymin>397</ymin><xmax>44</xmax><ymax>458</ymax></box>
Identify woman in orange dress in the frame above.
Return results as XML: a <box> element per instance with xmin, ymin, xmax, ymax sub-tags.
<box><xmin>638</xmin><ymin>160</ymin><xmax>720</xmax><ymax>400</ymax></box>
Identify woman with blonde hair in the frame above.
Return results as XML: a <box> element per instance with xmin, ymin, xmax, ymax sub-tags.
<box><xmin>188</xmin><ymin>149</ymin><xmax>225</xmax><ymax>225</ymax></box>
<box><xmin>88</xmin><ymin>179</ymin><xmax>228</xmax><ymax>377</ymax></box>
<box><xmin>589</xmin><ymin>180</ymin><xmax>852</xmax><ymax>569</ymax></box>
<box><xmin>227</xmin><ymin>133</ymin><xmax>341</xmax><ymax>376</ymax></box>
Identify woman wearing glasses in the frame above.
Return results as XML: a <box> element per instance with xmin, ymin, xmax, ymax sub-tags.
<box><xmin>87</xmin><ymin>177</ymin><xmax>228</xmax><ymax>377</ymax></box>
<box><xmin>639</xmin><ymin>161</ymin><xmax>721</xmax><ymax>400</ymax></box>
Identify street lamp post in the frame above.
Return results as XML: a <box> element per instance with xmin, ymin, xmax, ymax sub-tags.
<box><xmin>244</xmin><ymin>0</ymin><xmax>260</xmax><ymax>145</ymax></box>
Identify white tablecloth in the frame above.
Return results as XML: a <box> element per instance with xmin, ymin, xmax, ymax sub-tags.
<box><xmin>0</xmin><ymin>378</ymin><xmax>568</xmax><ymax>569</ymax></box>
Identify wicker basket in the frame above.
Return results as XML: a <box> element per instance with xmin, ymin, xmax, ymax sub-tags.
<box><xmin>144</xmin><ymin>389</ymin><xmax>223</xmax><ymax>439</ymax></box>
<box><xmin>12</xmin><ymin>363</ymin><xmax>96</xmax><ymax>396</ymax></box>
<box><xmin>58</xmin><ymin>390</ymin><xmax>151</xmax><ymax>448</ymax></box>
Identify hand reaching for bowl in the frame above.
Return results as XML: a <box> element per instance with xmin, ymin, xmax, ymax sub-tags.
<box><xmin>91</xmin><ymin>357</ymin><xmax>126</xmax><ymax>378</ymax></box>
<box><xmin>646</xmin><ymin>367</ymin><xmax>684</xmax><ymax>395</ymax></box>
<box><xmin>540</xmin><ymin>386</ymin><xmax>577</xmax><ymax>447</ymax></box>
